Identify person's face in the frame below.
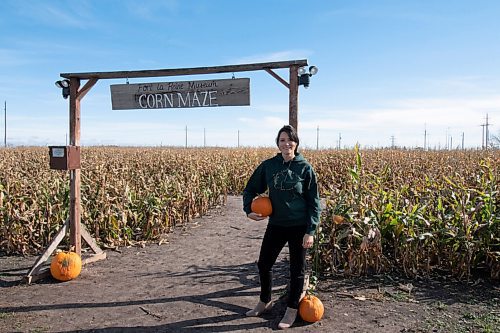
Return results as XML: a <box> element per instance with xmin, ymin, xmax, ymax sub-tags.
<box><xmin>278</xmin><ymin>131</ymin><xmax>297</xmax><ymax>159</ymax></box>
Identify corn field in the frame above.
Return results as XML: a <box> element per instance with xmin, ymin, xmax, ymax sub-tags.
<box><xmin>0</xmin><ymin>146</ymin><xmax>498</xmax><ymax>280</ymax></box>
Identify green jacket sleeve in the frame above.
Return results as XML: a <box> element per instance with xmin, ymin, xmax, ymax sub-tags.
<box><xmin>242</xmin><ymin>162</ymin><xmax>268</xmax><ymax>215</ymax></box>
<box><xmin>304</xmin><ymin>166</ymin><xmax>321</xmax><ymax>235</ymax></box>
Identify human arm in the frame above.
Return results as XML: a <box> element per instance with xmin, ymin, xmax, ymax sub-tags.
<box><xmin>304</xmin><ymin>166</ymin><xmax>321</xmax><ymax>236</ymax></box>
<box><xmin>242</xmin><ymin>162</ymin><xmax>268</xmax><ymax>217</ymax></box>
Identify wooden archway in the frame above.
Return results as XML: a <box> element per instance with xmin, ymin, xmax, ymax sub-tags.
<box><xmin>26</xmin><ymin>59</ymin><xmax>309</xmax><ymax>282</ymax></box>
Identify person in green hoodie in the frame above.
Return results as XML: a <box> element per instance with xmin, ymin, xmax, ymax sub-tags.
<box><xmin>243</xmin><ymin>125</ymin><xmax>321</xmax><ymax>329</ymax></box>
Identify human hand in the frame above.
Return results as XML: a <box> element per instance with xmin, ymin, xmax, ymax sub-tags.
<box><xmin>303</xmin><ymin>234</ymin><xmax>314</xmax><ymax>249</ymax></box>
<box><xmin>247</xmin><ymin>212</ymin><xmax>267</xmax><ymax>221</ymax></box>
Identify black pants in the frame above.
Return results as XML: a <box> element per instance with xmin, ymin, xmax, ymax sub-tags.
<box><xmin>257</xmin><ymin>224</ymin><xmax>307</xmax><ymax>309</ymax></box>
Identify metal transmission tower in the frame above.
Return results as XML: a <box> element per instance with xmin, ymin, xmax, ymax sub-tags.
<box><xmin>481</xmin><ymin>114</ymin><xmax>492</xmax><ymax>149</ymax></box>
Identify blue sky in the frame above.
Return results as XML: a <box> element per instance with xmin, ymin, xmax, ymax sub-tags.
<box><xmin>0</xmin><ymin>0</ymin><xmax>499</xmax><ymax>149</ymax></box>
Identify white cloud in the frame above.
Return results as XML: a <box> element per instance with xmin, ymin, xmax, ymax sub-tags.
<box><xmin>11</xmin><ymin>2</ymin><xmax>94</xmax><ymax>29</ymax></box>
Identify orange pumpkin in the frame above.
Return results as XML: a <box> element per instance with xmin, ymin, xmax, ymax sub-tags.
<box><xmin>251</xmin><ymin>196</ymin><xmax>272</xmax><ymax>217</ymax></box>
<box><xmin>50</xmin><ymin>251</ymin><xmax>82</xmax><ymax>281</ymax></box>
<box><xmin>299</xmin><ymin>294</ymin><xmax>324</xmax><ymax>323</ymax></box>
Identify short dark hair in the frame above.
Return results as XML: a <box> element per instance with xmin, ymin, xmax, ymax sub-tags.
<box><xmin>275</xmin><ymin>125</ymin><xmax>300</xmax><ymax>153</ymax></box>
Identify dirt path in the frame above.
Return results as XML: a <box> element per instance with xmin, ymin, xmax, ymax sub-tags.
<box><xmin>1</xmin><ymin>196</ymin><xmax>498</xmax><ymax>332</ymax></box>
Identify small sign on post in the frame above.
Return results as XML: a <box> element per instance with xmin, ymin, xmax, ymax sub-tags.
<box><xmin>48</xmin><ymin>146</ymin><xmax>81</xmax><ymax>170</ymax></box>
<box><xmin>110</xmin><ymin>78</ymin><xmax>250</xmax><ymax>110</ymax></box>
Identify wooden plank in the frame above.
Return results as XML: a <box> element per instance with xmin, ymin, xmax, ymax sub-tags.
<box><xmin>265</xmin><ymin>69</ymin><xmax>289</xmax><ymax>89</ymax></box>
<box><xmin>61</xmin><ymin>60</ymin><xmax>308</xmax><ymax>80</ymax></box>
<box><xmin>25</xmin><ymin>218</ymin><xmax>69</xmax><ymax>281</ymax></box>
<box><xmin>80</xmin><ymin>223</ymin><xmax>103</xmax><ymax>254</ymax></box>
<box><xmin>70</xmin><ymin>170</ymin><xmax>82</xmax><ymax>255</ymax></box>
<box><xmin>82</xmin><ymin>252</ymin><xmax>107</xmax><ymax>265</ymax></box>
<box><xmin>77</xmin><ymin>78</ymin><xmax>98</xmax><ymax>101</ymax></box>
<box><xmin>110</xmin><ymin>78</ymin><xmax>250</xmax><ymax>110</ymax></box>
<box><xmin>289</xmin><ymin>66</ymin><xmax>299</xmax><ymax>131</ymax></box>
<box><xmin>69</xmin><ymin>78</ymin><xmax>82</xmax><ymax>256</ymax></box>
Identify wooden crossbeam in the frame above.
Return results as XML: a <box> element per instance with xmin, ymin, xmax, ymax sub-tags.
<box><xmin>61</xmin><ymin>60</ymin><xmax>308</xmax><ymax>80</ymax></box>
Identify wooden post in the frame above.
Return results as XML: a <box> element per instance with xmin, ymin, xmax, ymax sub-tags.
<box><xmin>69</xmin><ymin>78</ymin><xmax>82</xmax><ymax>255</ymax></box>
<box><xmin>289</xmin><ymin>65</ymin><xmax>299</xmax><ymax>131</ymax></box>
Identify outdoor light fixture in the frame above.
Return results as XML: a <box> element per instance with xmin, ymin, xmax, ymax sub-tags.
<box><xmin>55</xmin><ymin>79</ymin><xmax>71</xmax><ymax>99</ymax></box>
<box><xmin>298</xmin><ymin>66</ymin><xmax>319</xmax><ymax>88</ymax></box>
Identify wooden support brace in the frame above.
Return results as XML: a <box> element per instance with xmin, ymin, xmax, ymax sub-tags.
<box><xmin>24</xmin><ymin>219</ymin><xmax>70</xmax><ymax>284</ymax></box>
<box><xmin>265</xmin><ymin>68</ymin><xmax>290</xmax><ymax>89</ymax></box>
<box><xmin>81</xmin><ymin>223</ymin><xmax>104</xmax><ymax>255</ymax></box>
<box><xmin>24</xmin><ymin>219</ymin><xmax>106</xmax><ymax>284</ymax></box>
<box><xmin>77</xmin><ymin>78</ymin><xmax>98</xmax><ymax>101</ymax></box>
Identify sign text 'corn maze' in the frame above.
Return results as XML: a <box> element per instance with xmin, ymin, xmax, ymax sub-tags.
<box><xmin>110</xmin><ymin>78</ymin><xmax>250</xmax><ymax>110</ymax></box>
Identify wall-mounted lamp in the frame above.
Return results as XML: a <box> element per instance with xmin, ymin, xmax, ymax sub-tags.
<box><xmin>55</xmin><ymin>79</ymin><xmax>71</xmax><ymax>99</ymax></box>
<box><xmin>298</xmin><ymin>66</ymin><xmax>319</xmax><ymax>88</ymax></box>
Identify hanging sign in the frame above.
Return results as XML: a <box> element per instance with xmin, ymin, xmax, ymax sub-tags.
<box><xmin>110</xmin><ymin>78</ymin><xmax>250</xmax><ymax>110</ymax></box>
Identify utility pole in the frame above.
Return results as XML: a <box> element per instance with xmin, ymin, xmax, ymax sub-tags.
<box><xmin>203</xmin><ymin>128</ymin><xmax>206</xmax><ymax>147</ymax></box>
<box><xmin>3</xmin><ymin>101</ymin><xmax>6</xmax><ymax>147</ymax></box>
<box><xmin>481</xmin><ymin>124</ymin><xmax>486</xmax><ymax>149</ymax></box>
<box><xmin>185</xmin><ymin>125</ymin><xmax>188</xmax><ymax>148</ymax></box>
<box><xmin>237</xmin><ymin>130</ymin><xmax>240</xmax><ymax>148</ymax></box>
<box><xmin>485</xmin><ymin>113</ymin><xmax>491</xmax><ymax>148</ymax></box>
<box><xmin>316</xmin><ymin>126</ymin><xmax>319</xmax><ymax>150</ymax></box>
<box><xmin>338</xmin><ymin>133</ymin><xmax>342</xmax><ymax>149</ymax></box>
<box><xmin>461</xmin><ymin>132</ymin><xmax>464</xmax><ymax>150</ymax></box>
<box><xmin>445</xmin><ymin>127</ymin><xmax>450</xmax><ymax>150</ymax></box>
<box><xmin>424</xmin><ymin>123</ymin><xmax>427</xmax><ymax>150</ymax></box>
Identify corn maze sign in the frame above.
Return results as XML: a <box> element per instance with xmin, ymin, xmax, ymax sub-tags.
<box><xmin>110</xmin><ymin>78</ymin><xmax>250</xmax><ymax>110</ymax></box>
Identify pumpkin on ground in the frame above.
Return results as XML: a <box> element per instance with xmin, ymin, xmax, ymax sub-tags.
<box><xmin>251</xmin><ymin>196</ymin><xmax>272</xmax><ymax>217</ymax></box>
<box><xmin>50</xmin><ymin>251</ymin><xmax>82</xmax><ymax>281</ymax></box>
<box><xmin>299</xmin><ymin>294</ymin><xmax>324</xmax><ymax>323</ymax></box>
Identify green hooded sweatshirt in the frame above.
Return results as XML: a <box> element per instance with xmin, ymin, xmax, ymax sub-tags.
<box><xmin>243</xmin><ymin>152</ymin><xmax>321</xmax><ymax>235</ymax></box>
